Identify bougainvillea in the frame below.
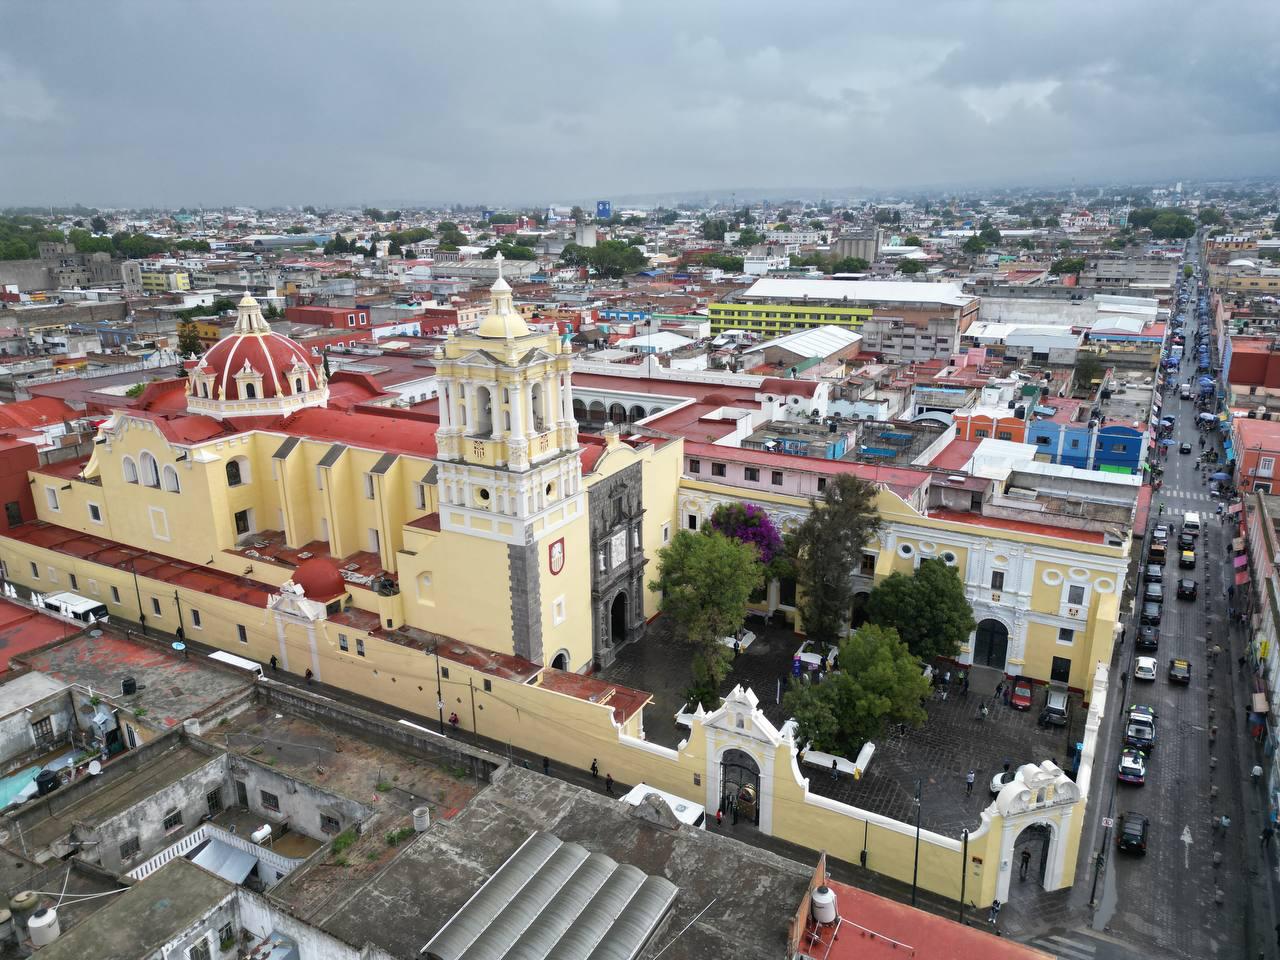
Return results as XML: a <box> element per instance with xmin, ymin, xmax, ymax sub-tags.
<box><xmin>709</xmin><ymin>502</ymin><xmax>784</xmax><ymax>567</ymax></box>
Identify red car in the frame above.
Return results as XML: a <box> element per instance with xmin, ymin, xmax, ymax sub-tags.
<box><xmin>1010</xmin><ymin>679</ymin><xmax>1033</xmax><ymax>711</ymax></box>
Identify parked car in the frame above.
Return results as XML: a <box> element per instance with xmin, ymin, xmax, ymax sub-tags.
<box><xmin>990</xmin><ymin>769</ymin><xmax>1020</xmax><ymax>795</ymax></box>
<box><xmin>1180</xmin><ymin>441</ymin><xmax>1192</xmax><ymax>454</ymax></box>
<box><xmin>1010</xmin><ymin>678</ymin><xmax>1033</xmax><ymax>711</ymax></box>
<box><xmin>1116</xmin><ymin>811</ymin><xmax>1150</xmax><ymax>854</ymax></box>
<box><xmin>1180</xmin><ymin>549</ymin><xmax>1196</xmax><ymax>569</ymax></box>
<box><xmin>1125</xmin><ymin>705</ymin><xmax>1157</xmax><ymax>751</ymax></box>
<box><xmin>1039</xmin><ymin>688</ymin><xmax>1071</xmax><ymax>727</ymax></box>
<box><xmin>1143</xmin><ymin>583</ymin><xmax>1163</xmax><ymax>605</ymax></box>
<box><xmin>1152</xmin><ymin>525</ymin><xmax>1170</xmax><ymax>544</ymax></box>
<box><xmin>1136</xmin><ymin>625</ymin><xmax>1159</xmax><ymax>650</ymax></box>
<box><xmin>1140</xmin><ymin>602</ymin><xmax>1162</xmax><ymax>626</ymax></box>
<box><xmin>1177</xmin><ymin>579</ymin><xmax>1197</xmax><ymax>601</ymax></box>
<box><xmin>1149</xmin><ymin>543</ymin><xmax>1167</xmax><ymax>565</ymax></box>
<box><xmin>1168</xmin><ymin>658</ymin><xmax>1192</xmax><ymax>684</ymax></box>
<box><xmin>1134</xmin><ymin>656</ymin><xmax>1158</xmax><ymax>681</ymax></box>
<box><xmin>1145</xmin><ymin>564</ymin><xmax>1164</xmax><ymax>584</ymax></box>
<box><xmin>1178</xmin><ymin>532</ymin><xmax>1195</xmax><ymax>551</ymax></box>
<box><xmin>1117</xmin><ymin>748</ymin><xmax>1148</xmax><ymax>785</ymax></box>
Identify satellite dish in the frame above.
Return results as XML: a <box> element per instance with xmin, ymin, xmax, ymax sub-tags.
<box><xmin>88</xmin><ymin>761</ymin><xmax>102</xmax><ymax>776</ymax></box>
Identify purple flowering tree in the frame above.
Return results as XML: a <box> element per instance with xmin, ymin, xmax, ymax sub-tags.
<box><xmin>709</xmin><ymin>502</ymin><xmax>787</xmax><ymax>576</ymax></box>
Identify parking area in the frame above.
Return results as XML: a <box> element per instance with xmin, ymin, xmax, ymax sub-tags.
<box><xmin>601</xmin><ymin>616</ymin><xmax>1085</xmax><ymax>836</ymax></box>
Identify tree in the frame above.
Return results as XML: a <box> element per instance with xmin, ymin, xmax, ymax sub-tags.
<box><xmin>1183</xmin><ymin>264</ymin><xmax>1194</xmax><ymax>278</ymax></box>
<box><xmin>701</xmin><ymin>219</ymin><xmax>727</xmax><ymax>241</ymax></box>
<box><xmin>829</xmin><ymin>256</ymin><xmax>869</xmax><ymax>273</ymax></box>
<box><xmin>650</xmin><ymin>529</ymin><xmax>763</xmax><ymax>707</ymax></box>
<box><xmin>902</xmin><ymin>235</ymin><xmax>922</xmax><ymax>246</ymax></box>
<box><xmin>587</xmin><ymin>239</ymin><xmax>647</xmax><ymax>278</ymax></box>
<box><xmin>1051</xmin><ymin>256</ymin><xmax>1087</xmax><ymax>275</ymax></box>
<box><xmin>1074</xmin><ymin>352</ymin><xmax>1103</xmax><ymax>391</ymax></box>
<box><xmin>788</xmin><ymin>475</ymin><xmax>882</xmax><ymax>647</ymax></box>
<box><xmin>90</xmin><ymin>215</ymin><xmax>108</xmax><ymax>234</ymax></box>
<box><xmin>708</xmin><ymin>502</ymin><xmax>788</xmax><ymax>579</ymax></box>
<box><xmin>482</xmin><ymin>242</ymin><xmax>536</xmax><ymax>260</ymax></box>
<box><xmin>962</xmin><ymin>235</ymin><xmax>987</xmax><ymax>255</ymax></box>
<box><xmin>1198</xmin><ymin>207</ymin><xmax>1225</xmax><ymax>226</ymax></box>
<box><xmin>176</xmin><ymin>323</ymin><xmax>204</xmax><ymax>357</ymax></box>
<box><xmin>559</xmin><ymin>242</ymin><xmax>590</xmax><ymax>268</ymax></box>
<box><xmin>734</xmin><ymin>227</ymin><xmax>764</xmax><ymax>248</ymax></box>
<box><xmin>865</xmin><ymin>558</ymin><xmax>975</xmax><ymax>662</ymax></box>
<box><xmin>697</xmin><ymin>252</ymin><xmax>744</xmax><ymax>272</ymax></box>
<box><xmin>898</xmin><ymin>259</ymin><xmax>925</xmax><ymax>275</ymax></box>
<box><xmin>363</xmin><ymin>208</ymin><xmax>384</xmax><ymax>222</ymax></box>
<box><xmin>783</xmin><ymin>624</ymin><xmax>930</xmax><ymax>756</ymax></box>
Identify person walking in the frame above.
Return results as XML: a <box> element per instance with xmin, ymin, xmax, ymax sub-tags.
<box><xmin>1019</xmin><ymin>848</ymin><xmax>1032</xmax><ymax>880</ymax></box>
<box><xmin>269</xmin><ymin>655</ymin><xmax>278</xmax><ymax>671</ymax></box>
<box><xmin>542</xmin><ymin>756</ymin><xmax>550</xmax><ymax>776</ymax></box>
<box><xmin>1261</xmin><ymin>825</ymin><xmax>1274</xmax><ymax>848</ymax></box>
<box><xmin>304</xmin><ymin>668</ymin><xmax>313</xmax><ymax>685</ymax></box>
<box><xmin>605</xmin><ymin>773</ymin><xmax>614</xmax><ymax>796</ymax></box>
<box><xmin>590</xmin><ymin>758</ymin><xmax>599</xmax><ymax>779</ymax></box>
<box><xmin>988</xmin><ymin>899</ymin><xmax>1002</xmax><ymax>925</ymax></box>
<box><xmin>965</xmin><ymin>769</ymin><xmax>975</xmax><ymax>796</ymax></box>
<box><xmin>1252</xmin><ymin>764</ymin><xmax>1263</xmax><ymax>784</ymax></box>
<box><xmin>831</xmin><ymin>759</ymin><xmax>839</xmax><ymax>781</ymax></box>
<box><xmin>715</xmin><ymin>808</ymin><xmax>723</xmax><ymax>827</ymax></box>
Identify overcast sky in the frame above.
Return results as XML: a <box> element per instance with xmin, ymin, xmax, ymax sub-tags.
<box><xmin>3</xmin><ymin>0</ymin><xmax>1279</xmax><ymax>208</ymax></box>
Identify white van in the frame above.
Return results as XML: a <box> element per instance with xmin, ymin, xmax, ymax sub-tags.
<box><xmin>1183</xmin><ymin>512</ymin><xmax>1201</xmax><ymax>536</ymax></box>
<box><xmin>207</xmin><ymin>650</ymin><xmax>265</xmax><ymax>679</ymax></box>
<box><xmin>40</xmin><ymin>591</ymin><xmax>109</xmax><ymax>625</ymax></box>
<box><xmin>620</xmin><ymin>783</ymin><xmax>706</xmax><ymax>829</ymax></box>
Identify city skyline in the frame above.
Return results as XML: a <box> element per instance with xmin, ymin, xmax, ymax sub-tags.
<box><xmin>3</xmin><ymin>0</ymin><xmax>1279</xmax><ymax>207</ymax></box>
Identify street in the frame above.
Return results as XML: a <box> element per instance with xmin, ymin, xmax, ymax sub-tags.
<box><xmin>1064</xmin><ymin>234</ymin><xmax>1271</xmax><ymax>959</ymax></box>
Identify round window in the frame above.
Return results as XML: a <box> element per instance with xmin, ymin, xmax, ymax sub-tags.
<box><xmin>898</xmin><ymin>543</ymin><xmax>914</xmax><ymax>558</ymax></box>
<box><xmin>942</xmin><ymin>552</ymin><xmax>957</xmax><ymax>565</ymax></box>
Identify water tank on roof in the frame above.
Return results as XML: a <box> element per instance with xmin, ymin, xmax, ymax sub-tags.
<box><xmin>27</xmin><ymin>907</ymin><xmax>58</xmax><ymax>948</ymax></box>
<box><xmin>121</xmin><ymin>677</ymin><xmax>137</xmax><ymax>696</ymax></box>
<box><xmin>1014</xmin><ymin>405</ymin><xmax>1026</xmax><ymax>419</ymax></box>
<box><xmin>251</xmin><ymin>824</ymin><xmax>273</xmax><ymax>845</ymax></box>
<box><xmin>811</xmin><ymin>885</ymin><xmax>838</xmax><ymax>925</ymax></box>
<box><xmin>414</xmin><ymin>806</ymin><xmax>431</xmax><ymax>832</ymax></box>
<box><xmin>34</xmin><ymin>770</ymin><xmax>58</xmax><ymax>797</ymax></box>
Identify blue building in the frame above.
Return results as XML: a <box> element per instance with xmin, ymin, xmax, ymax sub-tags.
<box><xmin>1025</xmin><ymin>412</ymin><xmax>1143</xmax><ymax>474</ymax></box>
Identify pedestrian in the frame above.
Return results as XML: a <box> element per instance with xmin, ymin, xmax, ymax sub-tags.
<box><xmin>716</xmin><ymin>808</ymin><xmax>723</xmax><ymax>827</ymax></box>
<box><xmin>542</xmin><ymin>756</ymin><xmax>550</xmax><ymax>776</ymax></box>
<box><xmin>988</xmin><ymin>899</ymin><xmax>1001</xmax><ymax>925</ymax></box>
<box><xmin>961</xmin><ymin>673</ymin><xmax>970</xmax><ymax>696</ymax></box>
<box><xmin>269</xmin><ymin>655</ymin><xmax>278</xmax><ymax>671</ymax></box>
<box><xmin>1252</xmin><ymin>764</ymin><xmax>1263</xmax><ymax>784</ymax></box>
<box><xmin>1003</xmin><ymin>760</ymin><xmax>1011</xmax><ymax>774</ymax></box>
<box><xmin>449</xmin><ymin>711</ymin><xmax>459</xmax><ymax>731</ymax></box>
<box><xmin>1003</xmin><ymin>685</ymin><xmax>1011</xmax><ymax>706</ymax></box>
<box><xmin>1262</xmin><ymin>826</ymin><xmax>1274</xmax><ymax>848</ymax></box>
<box><xmin>304</xmin><ymin>668</ymin><xmax>313</xmax><ymax>685</ymax></box>
<box><xmin>1019</xmin><ymin>848</ymin><xmax>1031</xmax><ymax>880</ymax></box>
<box><xmin>590</xmin><ymin>758</ymin><xmax>599</xmax><ymax>779</ymax></box>
<box><xmin>831</xmin><ymin>759</ymin><xmax>839</xmax><ymax>781</ymax></box>
<box><xmin>965</xmin><ymin>769</ymin><xmax>975</xmax><ymax>796</ymax></box>
<box><xmin>732</xmin><ymin>801</ymin><xmax>739</xmax><ymax>826</ymax></box>
<box><xmin>994</xmin><ymin>679</ymin><xmax>1004</xmax><ymax>698</ymax></box>
<box><xmin>605</xmin><ymin>773</ymin><xmax>614</xmax><ymax>796</ymax></box>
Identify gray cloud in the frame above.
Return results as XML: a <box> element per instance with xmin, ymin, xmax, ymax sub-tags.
<box><xmin>2</xmin><ymin>0</ymin><xmax>1278</xmax><ymax>207</ymax></box>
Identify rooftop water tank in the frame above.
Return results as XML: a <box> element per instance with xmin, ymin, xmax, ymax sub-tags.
<box><xmin>121</xmin><ymin>677</ymin><xmax>137</xmax><ymax>696</ymax></box>
<box><xmin>27</xmin><ymin>907</ymin><xmax>58</xmax><ymax>948</ymax></box>
<box><xmin>250</xmin><ymin>824</ymin><xmax>272</xmax><ymax>845</ymax></box>
<box><xmin>811</xmin><ymin>885</ymin><xmax>838</xmax><ymax>925</ymax></box>
<box><xmin>413</xmin><ymin>806</ymin><xmax>431</xmax><ymax>832</ymax></box>
<box><xmin>34</xmin><ymin>771</ymin><xmax>58</xmax><ymax>797</ymax></box>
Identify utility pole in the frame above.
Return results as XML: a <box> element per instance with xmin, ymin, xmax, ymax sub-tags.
<box><xmin>911</xmin><ymin>778</ymin><xmax>922</xmax><ymax>907</ymax></box>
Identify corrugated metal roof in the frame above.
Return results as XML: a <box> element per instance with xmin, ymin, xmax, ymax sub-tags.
<box><xmin>317</xmin><ymin>442</ymin><xmax>346</xmax><ymax>468</ymax></box>
<box><xmin>272</xmin><ymin>435</ymin><xmax>301</xmax><ymax>460</ymax></box>
<box><xmin>741</xmin><ymin>324</ymin><xmax>861</xmax><ymax>358</ymax></box>
<box><xmin>422</xmin><ymin>832</ymin><xmax>677</xmax><ymax>960</ymax></box>
<box><xmin>740</xmin><ymin>277</ymin><xmax>972</xmax><ymax>307</ymax></box>
<box><xmin>370</xmin><ymin>451</ymin><xmax>399</xmax><ymax>475</ymax></box>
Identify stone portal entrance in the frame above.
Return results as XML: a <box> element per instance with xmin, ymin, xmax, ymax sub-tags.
<box><xmin>719</xmin><ymin>747</ymin><xmax>761</xmax><ymax>826</ymax></box>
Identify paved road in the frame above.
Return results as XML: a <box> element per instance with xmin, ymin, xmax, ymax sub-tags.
<box><xmin>1072</xmin><ymin>236</ymin><xmax>1261</xmax><ymax>959</ymax></box>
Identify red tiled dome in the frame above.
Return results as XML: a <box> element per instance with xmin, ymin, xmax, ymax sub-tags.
<box><xmin>200</xmin><ymin>332</ymin><xmax>318</xmax><ymax>401</ymax></box>
<box><xmin>293</xmin><ymin>557</ymin><xmax>346</xmax><ymax>601</ymax></box>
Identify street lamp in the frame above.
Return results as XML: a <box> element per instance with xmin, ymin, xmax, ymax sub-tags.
<box><xmin>129</xmin><ymin>555</ymin><xmax>146</xmax><ymax>637</ymax></box>
<box><xmin>432</xmin><ymin>643</ymin><xmax>445</xmax><ymax>734</ymax></box>
<box><xmin>911</xmin><ymin>778</ymin><xmax>922</xmax><ymax>907</ymax></box>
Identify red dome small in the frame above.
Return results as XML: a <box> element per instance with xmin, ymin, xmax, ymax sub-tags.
<box><xmin>293</xmin><ymin>557</ymin><xmax>346</xmax><ymax>601</ymax></box>
<box><xmin>200</xmin><ymin>332</ymin><xmax>318</xmax><ymax>401</ymax></box>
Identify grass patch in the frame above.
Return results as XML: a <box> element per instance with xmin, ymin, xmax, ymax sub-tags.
<box><xmin>376</xmin><ymin>780</ymin><xmax>393</xmax><ymax>793</ymax></box>
<box><xmin>365</xmin><ymin>850</ymin><xmax>379</xmax><ymax>861</ymax></box>
<box><xmin>330</xmin><ymin>828</ymin><xmax>358</xmax><ymax>859</ymax></box>
<box><xmin>250</xmin><ymin>746</ymin><xmax>263</xmax><ymax>756</ymax></box>
<box><xmin>384</xmin><ymin>827</ymin><xmax>415</xmax><ymax>848</ymax></box>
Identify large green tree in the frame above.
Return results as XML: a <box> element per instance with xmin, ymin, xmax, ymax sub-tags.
<box><xmin>788</xmin><ymin>475</ymin><xmax>882</xmax><ymax>647</ymax></box>
<box><xmin>898</xmin><ymin>259</ymin><xmax>925</xmax><ymax>275</ymax></box>
<box><xmin>176</xmin><ymin>324</ymin><xmax>204</xmax><ymax>357</ymax></box>
<box><xmin>1051</xmin><ymin>256</ymin><xmax>1087</xmax><ymax>276</ymax></box>
<box><xmin>783</xmin><ymin>623</ymin><xmax>930</xmax><ymax>755</ymax></box>
<box><xmin>865</xmin><ymin>558</ymin><xmax>975</xmax><ymax>662</ymax></box>
<box><xmin>829</xmin><ymin>256</ymin><xmax>869</xmax><ymax>273</ymax></box>
<box><xmin>650</xmin><ymin>529</ymin><xmax>763</xmax><ymax>708</ymax></box>
<box><xmin>1074</xmin><ymin>351</ymin><xmax>1104</xmax><ymax>391</ymax></box>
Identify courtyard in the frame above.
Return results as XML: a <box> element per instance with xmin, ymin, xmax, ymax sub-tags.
<box><xmin>601</xmin><ymin>615</ymin><xmax>1085</xmax><ymax>837</ymax></box>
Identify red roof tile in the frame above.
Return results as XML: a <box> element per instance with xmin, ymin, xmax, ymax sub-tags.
<box><xmin>928</xmin><ymin>509</ymin><xmax>1106</xmax><ymax>543</ymax></box>
<box><xmin>930</xmin><ymin>438</ymin><xmax>980</xmax><ymax>470</ymax></box>
<box><xmin>0</xmin><ymin>397</ymin><xmax>78</xmax><ymax>429</ymax></box>
<box><xmin>0</xmin><ymin>600</ymin><xmax>73</xmax><ymax>671</ymax></box>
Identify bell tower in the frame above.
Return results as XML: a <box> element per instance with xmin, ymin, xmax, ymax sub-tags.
<box><xmin>430</xmin><ymin>254</ymin><xmax>587</xmax><ymax>664</ymax></box>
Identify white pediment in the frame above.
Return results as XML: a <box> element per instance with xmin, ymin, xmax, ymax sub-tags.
<box><xmin>697</xmin><ymin>685</ymin><xmax>785</xmax><ymax>747</ymax></box>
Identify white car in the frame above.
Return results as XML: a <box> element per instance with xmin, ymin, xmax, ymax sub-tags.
<box><xmin>1134</xmin><ymin>656</ymin><xmax>1158</xmax><ymax>681</ymax></box>
<box><xmin>990</xmin><ymin>769</ymin><xmax>1021</xmax><ymax>795</ymax></box>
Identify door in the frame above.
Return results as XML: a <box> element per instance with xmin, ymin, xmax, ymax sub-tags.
<box><xmin>235</xmin><ymin>780</ymin><xmax>248</xmax><ymax>807</ymax></box>
<box><xmin>719</xmin><ymin>749</ymin><xmax>762</xmax><ymax>826</ymax></box>
<box><xmin>973</xmin><ymin>619</ymin><xmax>1009</xmax><ymax>669</ymax></box>
<box><xmin>1050</xmin><ymin>656</ymin><xmax>1072</xmax><ymax>685</ymax></box>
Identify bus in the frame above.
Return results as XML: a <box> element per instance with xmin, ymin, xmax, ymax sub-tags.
<box><xmin>206</xmin><ymin>650</ymin><xmax>264</xmax><ymax>679</ymax></box>
<box><xmin>620</xmin><ymin>783</ymin><xmax>706</xmax><ymax>829</ymax></box>
<box><xmin>40</xmin><ymin>591</ymin><xmax>109</xmax><ymax>625</ymax></box>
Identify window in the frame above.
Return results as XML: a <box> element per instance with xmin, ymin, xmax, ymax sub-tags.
<box><xmin>88</xmin><ymin>503</ymin><xmax>102</xmax><ymax>523</ymax></box>
<box><xmin>206</xmin><ymin>789</ymin><xmax>222</xmax><ymax>816</ymax></box>
<box><xmin>226</xmin><ymin>460</ymin><xmax>243</xmax><ymax>487</ymax></box>
<box><xmin>4</xmin><ymin>501</ymin><xmax>21</xmax><ymax>526</ymax></box>
<box><xmin>440</xmin><ymin>666</ymin><xmax>449</xmax><ymax>679</ymax></box>
<box><xmin>363</xmin><ymin>474</ymin><xmax>375</xmax><ymax>499</ymax></box>
<box><xmin>123</xmin><ymin>457</ymin><xmax>138</xmax><ymax>484</ymax></box>
<box><xmin>244</xmin><ymin>383</ymin><xmax>257</xmax><ymax>400</ymax></box>
<box><xmin>236</xmin><ymin>624</ymin><xmax>247</xmax><ymax>644</ymax></box>
<box><xmin>1035</xmin><ymin>436</ymin><xmax>1051</xmax><ymax>446</ymax></box>
<box><xmin>29</xmin><ymin>561</ymin><xmax>38</xmax><ymax>579</ymax></box>
<box><xmin>218</xmin><ymin>923</ymin><xmax>235</xmax><ymax>949</ymax></box>
<box><xmin>234</xmin><ymin>509</ymin><xmax>251</xmax><ymax>536</ymax></box>
<box><xmin>687</xmin><ymin>514</ymin><xmax>698</xmax><ymax>530</ymax></box>
<box><xmin>974</xmin><ymin>429</ymin><xmax>989</xmax><ymax>439</ymax></box>
<box><xmin>744</xmin><ymin>467</ymin><xmax>760</xmax><ymax>482</ymax></box>
<box><xmin>997</xmin><ymin>431</ymin><xmax>1013</xmax><ymax>441</ymax></box>
<box><xmin>711</xmin><ymin>463</ymin><xmax>726</xmax><ymax>477</ymax></box>
<box><xmin>661</xmin><ymin>522</ymin><xmax>670</xmax><ymax>543</ymax></box>
<box><xmin>152</xmin><ymin>597</ymin><xmax>162</xmax><ymax>617</ymax></box>
<box><xmin>140</xmin><ymin>452</ymin><xmax>160</xmax><ymax>487</ymax></box>
<box><xmin>991</xmin><ymin>571</ymin><xmax>1005</xmax><ymax>591</ymax></box>
<box><xmin>260</xmin><ymin>790</ymin><xmax>280</xmax><ymax>812</ymax></box>
<box><xmin>1262</xmin><ymin>457</ymin><xmax>1276</xmax><ymax>473</ymax></box>
<box><xmin>356</xmin><ymin>638</ymin><xmax>365</xmax><ymax>657</ymax></box>
<box><xmin>118</xmin><ymin>836</ymin><xmax>140</xmax><ymax>862</ymax></box>
<box><xmin>483</xmin><ymin>678</ymin><xmax>492</xmax><ymax>692</ymax></box>
<box><xmin>191</xmin><ymin>609</ymin><xmax>201</xmax><ymax>629</ymax></box>
<box><xmin>44</xmin><ymin>488</ymin><xmax>59</xmax><ymax>511</ymax></box>
<box><xmin>110</xmin><ymin>586</ymin><xmax>120</xmax><ymax>603</ymax></box>
<box><xmin>860</xmin><ymin>553</ymin><xmax>877</xmax><ymax>576</ymax></box>
<box><xmin>688</xmin><ymin>459</ymin><xmax>701</xmax><ymax>473</ymax></box>
<box><xmin>368</xmin><ymin>528</ymin><xmax>381</xmax><ymax>553</ymax></box>
<box><xmin>339</xmin><ymin>633</ymin><xmax>349</xmax><ymax>652</ymax></box>
<box><xmin>817</xmin><ymin>477</ymin><xmax>827</xmax><ymax>492</ymax></box>
<box><xmin>188</xmin><ymin>939</ymin><xmax>212</xmax><ymax>960</ymax></box>
<box><xmin>30</xmin><ymin>716</ymin><xmax>53</xmax><ymax>744</ymax></box>
<box><xmin>414</xmin><ymin>484</ymin><xmax>427</xmax><ymax>510</ymax></box>
<box><xmin>162</xmin><ymin>808</ymin><xmax>182</xmax><ymax>832</ymax></box>
<box><xmin>69</xmin><ymin>573</ymin><xmax>78</xmax><ymax>591</ymax></box>
<box><xmin>1058</xmin><ymin>627</ymin><xmax>1075</xmax><ymax>645</ymax></box>
<box><xmin>320</xmin><ymin>814</ymin><xmax>341</xmax><ymax>835</ymax></box>
<box><xmin>771</xmin><ymin>470</ymin><xmax>784</xmax><ymax>486</ymax></box>
<box><xmin>162</xmin><ymin>465</ymin><xmax>180</xmax><ymax>493</ymax></box>
<box><xmin>1067</xmin><ymin>584</ymin><xmax>1086</xmax><ymax>606</ymax></box>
